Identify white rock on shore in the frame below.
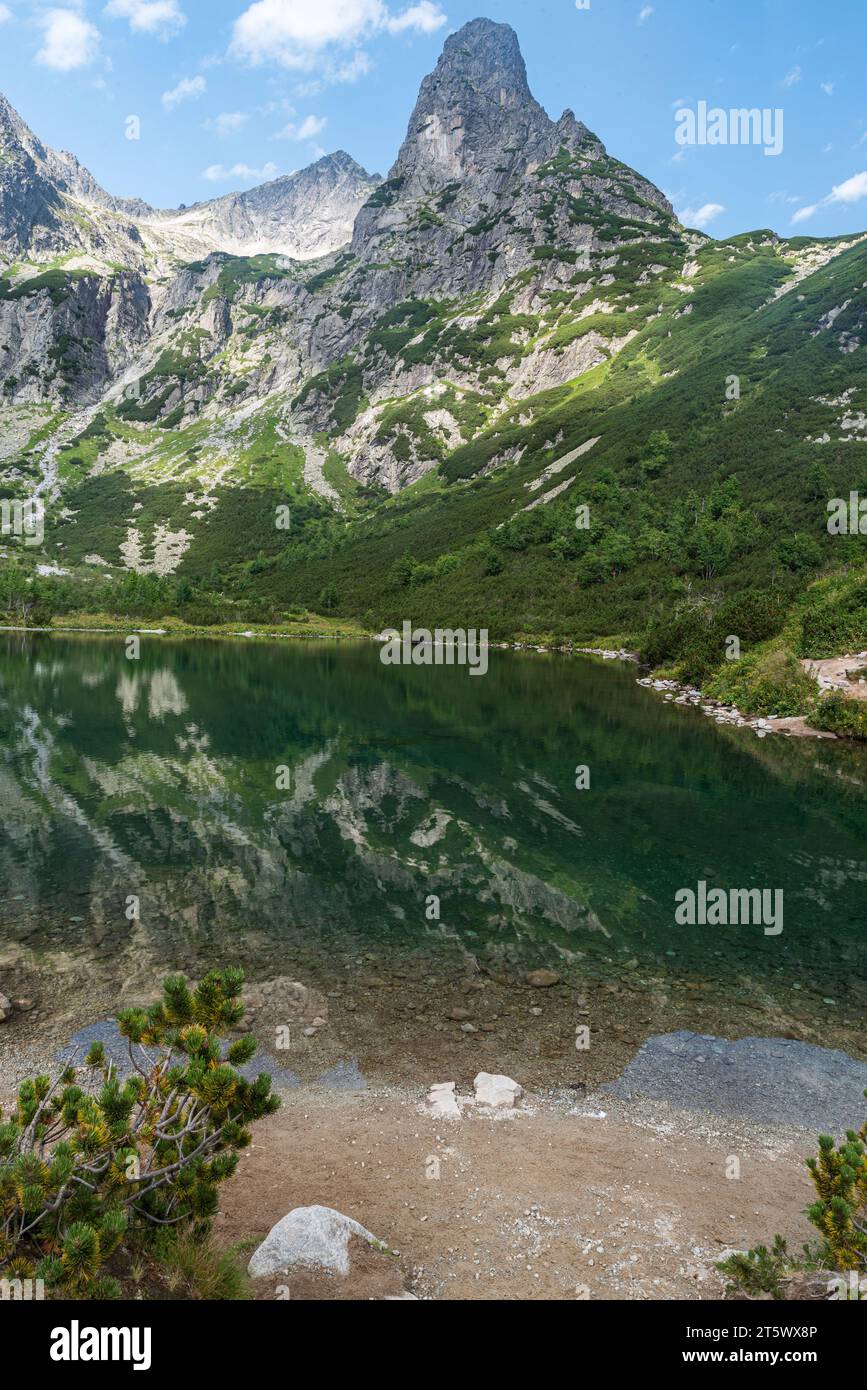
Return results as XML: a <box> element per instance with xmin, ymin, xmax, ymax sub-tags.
<box><xmin>473</xmin><ymin>1072</ymin><xmax>523</xmax><ymax>1109</ymax></box>
<box><xmin>248</xmin><ymin>1204</ymin><xmax>384</xmax><ymax>1278</ymax></box>
<box><xmin>426</xmin><ymin>1081</ymin><xmax>462</xmax><ymax>1119</ymax></box>
<box><xmin>636</xmin><ymin>676</ymin><xmax>832</xmax><ymax>738</ymax></box>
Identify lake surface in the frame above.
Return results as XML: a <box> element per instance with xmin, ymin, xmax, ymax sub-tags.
<box><xmin>0</xmin><ymin>633</ymin><xmax>865</xmax><ymax>1065</ymax></box>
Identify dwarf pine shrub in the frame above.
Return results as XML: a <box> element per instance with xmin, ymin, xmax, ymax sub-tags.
<box><xmin>0</xmin><ymin>969</ymin><xmax>279</xmax><ymax>1299</ymax></box>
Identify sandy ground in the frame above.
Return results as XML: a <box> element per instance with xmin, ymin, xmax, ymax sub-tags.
<box><xmin>215</xmin><ymin>1083</ymin><xmax>818</xmax><ymax>1302</ymax></box>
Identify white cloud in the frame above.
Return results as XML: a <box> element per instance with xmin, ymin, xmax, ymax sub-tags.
<box><xmin>230</xmin><ymin>0</ymin><xmax>446</xmax><ymax>71</ymax></box>
<box><xmin>0</xmin><ymin>6</ymin><xmax>12</xmax><ymax>25</ymax></box>
<box><xmin>782</xmin><ymin>65</ymin><xmax>802</xmax><ymax>87</ymax></box>
<box><xmin>828</xmin><ymin>170</ymin><xmax>867</xmax><ymax>203</ymax></box>
<box><xmin>297</xmin><ymin>113</ymin><xmax>327</xmax><ymax>139</ymax></box>
<box><xmin>678</xmin><ymin>201</ymin><xmax>725</xmax><ymax>229</ymax></box>
<box><xmin>294</xmin><ymin>49</ymin><xmax>371</xmax><ymax>95</ymax></box>
<box><xmin>385</xmin><ymin>1</ymin><xmax>446</xmax><ymax>34</ymax></box>
<box><xmin>791</xmin><ymin>170</ymin><xmax>867</xmax><ymax>223</ymax></box>
<box><xmin>275</xmin><ymin>113</ymin><xmax>327</xmax><ymax>140</ymax></box>
<box><xmin>104</xmin><ymin>0</ymin><xmax>185</xmax><ymax>37</ymax></box>
<box><xmin>207</xmin><ymin>111</ymin><xmax>250</xmax><ymax>137</ymax></box>
<box><xmin>328</xmin><ymin>48</ymin><xmax>371</xmax><ymax>81</ymax></box>
<box><xmin>820</xmin><ymin>81</ymin><xmax>834</xmax><ymax>96</ymax></box>
<box><xmin>202</xmin><ymin>160</ymin><xmax>279</xmax><ymax>182</ymax></box>
<box><xmin>638</xmin><ymin>5</ymin><xmax>654</xmax><ymax>22</ymax></box>
<box><xmin>36</xmin><ymin>9</ymin><xmax>101</xmax><ymax>71</ymax></box>
<box><xmin>162</xmin><ymin>74</ymin><xmax>206</xmax><ymax>109</ymax></box>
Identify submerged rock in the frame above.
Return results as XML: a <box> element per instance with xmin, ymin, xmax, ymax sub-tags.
<box><xmin>316</xmin><ymin>1057</ymin><xmax>367</xmax><ymax>1091</ymax></box>
<box><xmin>526</xmin><ymin>969</ymin><xmax>560</xmax><ymax>988</ymax></box>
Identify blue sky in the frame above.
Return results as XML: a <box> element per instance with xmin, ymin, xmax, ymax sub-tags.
<box><xmin>1</xmin><ymin>0</ymin><xmax>866</xmax><ymax>235</ymax></box>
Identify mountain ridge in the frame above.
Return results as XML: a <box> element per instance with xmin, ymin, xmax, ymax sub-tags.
<box><xmin>0</xmin><ymin>92</ymin><xmax>381</xmax><ymax>266</ymax></box>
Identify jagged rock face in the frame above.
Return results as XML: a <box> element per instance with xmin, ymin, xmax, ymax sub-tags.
<box><xmin>391</xmin><ymin>17</ymin><xmax>552</xmax><ymax>185</ymax></box>
<box><xmin>0</xmin><ymin>94</ymin><xmax>148</xmax><ymax>265</ymax></box>
<box><xmin>350</xmin><ymin>17</ymin><xmax>674</xmax><ymax>302</ymax></box>
<box><xmin>283</xmin><ymin>22</ymin><xmax>686</xmax><ymax>486</ymax></box>
<box><xmin>143</xmin><ymin>154</ymin><xmax>381</xmax><ymax>262</ymax></box>
<box><xmin>0</xmin><ymin>271</ymin><xmax>151</xmax><ymax>404</ymax></box>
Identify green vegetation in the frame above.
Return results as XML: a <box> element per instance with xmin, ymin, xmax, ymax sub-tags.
<box><xmin>0</xmin><ymin>970</ymin><xmax>278</xmax><ymax>1300</ymax></box>
<box><xmin>0</xmin><ymin>268</ymin><xmax>95</xmax><ymax>304</ymax></box>
<box><xmin>2</xmin><ymin>206</ymin><xmax>865</xmax><ymax>738</ymax></box>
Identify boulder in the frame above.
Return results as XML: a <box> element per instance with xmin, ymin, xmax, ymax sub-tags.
<box><xmin>427</xmin><ymin>1081</ymin><xmax>461</xmax><ymax>1119</ymax></box>
<box><xmin>473</xmin><ymin>1072</ymin><xmax>523</xmax><ymax>1108</ymax></box>
<box><xmin>0</xmin><ymin>993</ymin><xmax>12</xmax><ymax>1023</ymax></box>
<box><xmin>526</xmin><ymin>969</ymin><xmax>560</xmax><ymax>988</ymax></box>
<box><xmin>248</xmin><ymin>1205</ymin><xmax>384</xmax><ymax>1278</ymax></box>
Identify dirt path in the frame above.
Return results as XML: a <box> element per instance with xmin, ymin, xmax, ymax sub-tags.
<box><xmin>802</xmin><ymin>653</ymin><xmax>867</xmax><ymax>702</ymax></box>
<box><xmin>216</xmin><ymin>1084</ymin><xmax>816</xmax><ymax>1301</ymax></box>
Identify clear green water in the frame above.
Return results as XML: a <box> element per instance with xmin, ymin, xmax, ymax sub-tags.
<box><xmin>0</xmin><ymin>633</ymin><xmax>865</xmax><ymax>1038</ymax></box>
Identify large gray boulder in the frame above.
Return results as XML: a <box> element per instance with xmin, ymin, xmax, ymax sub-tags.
<box><xmin>248</xmin><ymin>1205</ymin><xmax>385</xmax><ymax>1278</ymax></box>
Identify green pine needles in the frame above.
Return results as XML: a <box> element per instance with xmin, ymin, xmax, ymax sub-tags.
<box><xmin>0</xmin><ymin>969</ymin><xmax>280</xmax><ymax>1299</ymax></box>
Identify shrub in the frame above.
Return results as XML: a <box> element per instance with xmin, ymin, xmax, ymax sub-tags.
<box><xmin>705</xmin><ymin>645</ymin><xmax>818</xmax><ymax>719</ymax></box>
<box><xmin>717</xmin><ymin>1093</ymin><xmax>867</xmax><ymax>1297</ymax></box>
<box><xmin>812</xmin><ymin>693</ymin><xmax>867</xmax><ymax>740</ymax></box>
<box><xmin>806</xmin><ymin>1113</ymin><xmax>867</xmax><ymax>1272</ymax></box>
<box><xmin>0</xmin><ymin>970</ymin><xmax>279</xmax><ymax>1299</ymax></box>
<box><xmin>717</xmin><ymin>1236</ymin><xmax>791</xmax><ymax>1300</ymax></box>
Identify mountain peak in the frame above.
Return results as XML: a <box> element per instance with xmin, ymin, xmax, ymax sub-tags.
<box><xmin>417</xmin><ymin>16</ymin><xmax>536</xmax><ymax>116</ymax></box>
<box><xmin>389</xmin><ymin>17</ymin><xmax>549</xmax><ymax>188</ymax></box>
<box><xmin>437</xmin><ymin>17</ymin><xmax>529</xmax><ymax>90</ymax></box>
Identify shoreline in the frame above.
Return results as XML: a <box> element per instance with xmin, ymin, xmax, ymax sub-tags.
<box><xmin>2</xmin><ymin>621</ymin><xmax>843</xmax><ymax>741</ymax></box>
<box><xmin>216</xmin><ymin>1077</ymin><xmax>820</xmax><ymax>1301</ymax></box>
<box><xmin>636</xmin><ymin>674</ymin><xmax>836</xmax><ymax>741</ymax></box>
